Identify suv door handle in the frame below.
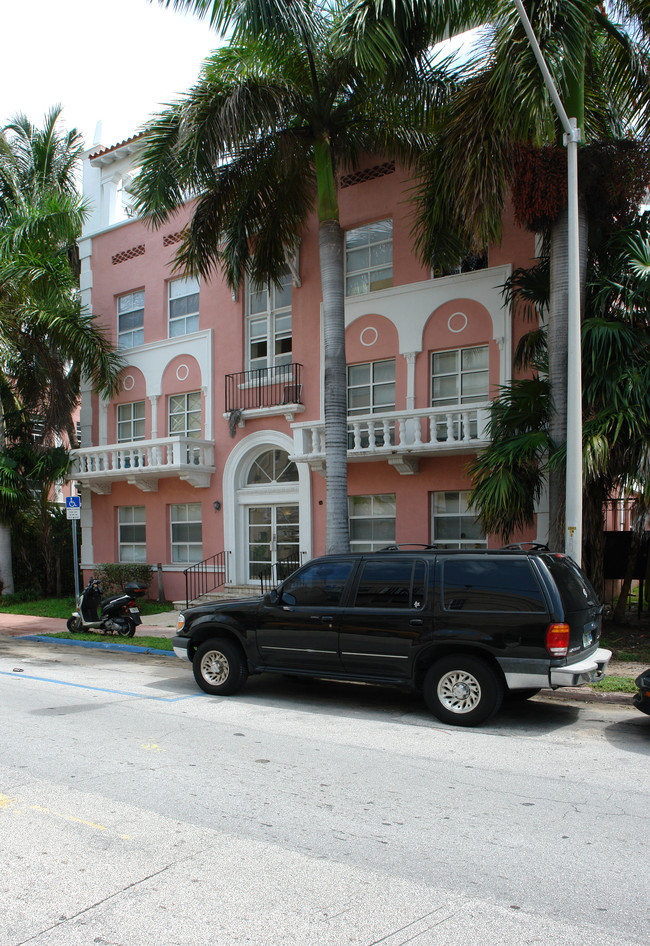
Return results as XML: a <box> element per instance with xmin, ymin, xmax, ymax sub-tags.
<box><xmin>409</xmin><ymin>619</ymin><xmax>423</xmax><ymax>626</ymax></box>
<box><xmin>310</xmin><ymin>615</ymin><xmax>334</xmax><ymax>623</ymax></box>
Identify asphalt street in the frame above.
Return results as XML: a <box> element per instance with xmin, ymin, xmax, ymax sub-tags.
<box><xmin>0</xmin><ymin>634</ymin><xmax>648</xmax><ymax>946</ymax></box>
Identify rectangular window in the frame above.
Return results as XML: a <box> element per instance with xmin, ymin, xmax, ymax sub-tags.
<box><xmin>345</xmin><ymin>219</ymin><xmax>393</xmax><ymax>296</ymax></box>
<box><xmin>441</xmin><ymin>558</ymin><xmax>546</xmax><ymax>612</ymax></box>
<box><xmin>431</xmin><ymin>491</ymin><xmax>486</xmax><ymax>550</ymax></box>
<box><xmin>431</xmin><ymin>346</ymin><xmax>489</xmax><ymax>407</ymax></box>
<box><xmin>169</xmin><ymin>392</ymin><xmax>202</xmax><ymax>439</ymax></box>
<box><xmin>169</xmin><ymin>276</ymin><xmax>200</xmax><ymax>337</ymax></box>
<box><xmin>117</xmin><ymin>290</ymin><xmax>144</xmax><ymax>349</ymax></box>
<box><xmin>118</xmin><ymin>506</ymin><xmax>146</xmax><ymax>562</ymax></box>
<box><xmin>247</xmin><ymin>267</ymin><xmax>292</xmax><ymax>371</ymax></box>
<box><xmin>347</xmin><ymin>359</ymin><xmax>395</xmax><ymax>448</ymax></box>
<box><xmin>349</xmin><ymin>494</ymin><xmax>396</xmax><ymax>552</ymax></box>
<box><xmin>171</xmin><ymin>503</ymin><xmax>203</xmax><ymax>564</ymax></box>
<box><xmin>353</xmin><ymin>558</ymin><xmax>426</xmax><ymax>610</ymax></box>
<box><xmin>117</xmin><ymin>401</ymin><xmax>145</xmax><ymax>443</ymax></box>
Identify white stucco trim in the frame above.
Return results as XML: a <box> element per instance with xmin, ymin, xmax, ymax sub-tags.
<box><xmin>118</xmin><ymin>330</ymin><xmax>213</xmax><ymax>440</ymax></box>
<box><xmin>344</xmin><ymin>265</ymin><xmax>512</xmax><ymax>373</ymax></box>
<box><xmin>222</xmin><ymin>430</ymin><xmax>312</xmax><ymax>585</ymax></box>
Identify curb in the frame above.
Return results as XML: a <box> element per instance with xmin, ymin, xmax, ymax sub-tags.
<box><xmin>15</xmin><ymin>635</ymin><xmax>636</xmax><ymax>705</ymax></box>
<box><xmin>20</xmin><ymin>635</ymin><xmax>175</xmax><ymax>657</ymax></box>
<box><xmin>538</xmin><ymin>687</ymin><xmax>634</xmax><ymax>706</ymax></box>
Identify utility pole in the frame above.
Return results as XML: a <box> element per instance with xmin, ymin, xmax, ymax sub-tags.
<box><xmin>512</xmin><ymin>0</ymin><xmax>583</xmax><ymax>564</ymax></box>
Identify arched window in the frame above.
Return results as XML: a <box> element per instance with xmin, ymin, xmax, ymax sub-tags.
<box><xmin>246</xmin><ymin>449</ymin><xmax>298</xmax><ymax>485</ymax></box>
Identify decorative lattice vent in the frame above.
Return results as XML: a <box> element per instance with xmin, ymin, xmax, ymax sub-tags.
<box><xmin>111</xmin><ymin>244</ymin><xmax>145</xmax><ymax>265</ymax></box>
<box><xmin>339</xmin><ymin>161</ymin><xmax>396</xmax><ymax>189</ymax></box>
<box><xmin>163</xmin><ymin>232</ymin><xmax>184</xmax><ymax>247</ymax></box>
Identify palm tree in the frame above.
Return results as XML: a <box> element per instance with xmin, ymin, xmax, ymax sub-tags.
<box><xmin>469</xmin><ymin>213</ymin><xmax>650</xmax><ymax>596</ymax></box>
<box><xmin>346</xmin><ymin>0</ymin><xmax>650</xmax><ymax>551</ymax></box>
<box><xmin>137</xmin><ymin>0</ymin><xmax>453</xmax><ymax>552</ymax></box>
<box><xmin>0</xmin><ymin>110</ymin><xmax>124</xmax><ymax>594</ymax></box>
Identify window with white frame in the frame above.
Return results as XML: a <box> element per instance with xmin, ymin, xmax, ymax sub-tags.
<box><xmin>117</xmin><ymin>290</ymin><xmax>144</xmax><ymax>349</ymax></box>
<box><xmin>247</xmin><ymin>267</ymin><xmax>292</xmax><ymax>371</ymax></box>
<box><xmin>347</xmin><ymin>359</ymin><xmax>395</xmax><ymax>447</ymax></box>
<box><xmin>431</xmin><ymin>346</ymin><xmax>489</xmax><ymax>407</ymax></box>
<box><xmin>117</xmin><ymin>401</ymin><xmax>145</xmax><ymax>442</ymax></box>
<box><xmin>170</xmin><ymin>503</ymin><xmax>203</xmax><ymax>563</ymax></box>
<box><xmin>349</xmin><ymin>494</ymin><xmax>396</xmax><ymax>551</ymax></box>
<box><xmin>169</xmin><ymin>276</ymin><xmax>200</xmax><ymax>337</ymax></box>
<box><xmin>118</xmin><ymin>506</ymin><xmax>146</xmax><ymax>562</ymax></box>
<box><xmin>345</xmin><ymin>219</ymin><xmax>393</xmax><ymax>296</ymax></box>
<box><xmin>169</xmin><ymin>392</ymin><xmax>201</xmax><ymax>439</ymax></box>
<box><xmin>431</xmin><ymin>491</ymin><xmax>486</xmax><ymax>549</ymax></box>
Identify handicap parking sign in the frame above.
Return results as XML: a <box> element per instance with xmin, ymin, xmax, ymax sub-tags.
<box><xmin>65</xmin><ymin>496</ymin><xmax>81</xmax><ymax>519</ymax></box>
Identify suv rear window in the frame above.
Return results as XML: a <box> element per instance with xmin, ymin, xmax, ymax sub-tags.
<box><xmin>441</xmin><ymin>558</ymin><xmax>547</xmax><ymax>612</ymax></box>
<box><xmin>543</xmin><ymin>555</ymin><xmax>598</xmax><ymax>610</ymax></box>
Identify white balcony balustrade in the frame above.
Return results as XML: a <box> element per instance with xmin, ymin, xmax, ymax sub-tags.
<box><xmin>291</xmin><ymin>405</ymin><xmax>491</xmax><ymax>474</ymax></box>
<box><xmin>70</xmin><ymin>436</ymin><xmax>216</xmax><ymax>493</ymax></box>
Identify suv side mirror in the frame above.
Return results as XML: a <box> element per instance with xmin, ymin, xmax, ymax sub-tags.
<box><xmin>266</xmin><ymin>588</ymin><xmax>279</xmax><ymax>605</ymax></box>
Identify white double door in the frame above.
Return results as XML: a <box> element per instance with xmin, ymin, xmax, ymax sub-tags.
<box><xmin>247</xmin><ymin>504</ymin><xmax>300</xmax><ymax>581</ymax></box>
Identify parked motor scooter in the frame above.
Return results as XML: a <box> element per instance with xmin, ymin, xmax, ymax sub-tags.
<box><xmin>67</xmin><ymin>578</ymin><xmax>147</xmax><ymax>637</ymax></box>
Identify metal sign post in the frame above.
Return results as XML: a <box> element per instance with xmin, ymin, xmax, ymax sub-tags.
<box><xmin>66</xmin><ymin>496</ymin><xmax>81</xmax><ymax>601</ymax></box>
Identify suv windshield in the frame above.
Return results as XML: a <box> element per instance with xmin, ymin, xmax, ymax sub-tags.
<box><xmin>543</xmin><ymin>555</ymin><xmax>599</xmax><ymax>610</ymax></box>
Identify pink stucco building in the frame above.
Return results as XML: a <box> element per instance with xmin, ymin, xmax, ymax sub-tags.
<box><xmin>71</xmin><ymin>138</ymin><xmax>544</xmax><ymax>603</ymax></box>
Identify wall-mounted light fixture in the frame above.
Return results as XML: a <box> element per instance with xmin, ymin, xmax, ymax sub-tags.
<box><xmin>213</xmin><ymin>500</ymin><xmax>222</xmax><ymax>511</ymax></box>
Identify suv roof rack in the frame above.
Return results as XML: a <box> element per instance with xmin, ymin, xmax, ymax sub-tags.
<box><xmin>500</xmin><ymin>542</ymin><xmax>550</xmax><ymax>552</ymax></box>
<box><xmin>376</xmin><ymin>544</ymin><xmax>439</xmax><ymax>552</ymax></box>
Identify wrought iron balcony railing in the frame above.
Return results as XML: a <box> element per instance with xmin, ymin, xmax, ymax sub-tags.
<box><xmin>225</xmin><ymin>363</ymin><xmax>303</xmax><ymax>413</ymax></box>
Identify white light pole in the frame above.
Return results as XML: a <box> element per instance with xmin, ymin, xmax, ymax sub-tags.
<box><xmin>512</xmin><ymin>0</ymin><xmax>583</xmax><ymax>564</ymax></box>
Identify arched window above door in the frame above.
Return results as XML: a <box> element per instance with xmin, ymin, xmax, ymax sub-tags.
<box><xmin>246</xmin><ymin>449</ymin><xmax>298</xmax><ymax>485</ymax></box>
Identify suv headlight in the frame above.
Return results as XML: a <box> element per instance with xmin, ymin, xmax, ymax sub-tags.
<box><xmin>176</xmin><ymin>613</ymin><xmax>186</xmax><ymax>632</ymax></box>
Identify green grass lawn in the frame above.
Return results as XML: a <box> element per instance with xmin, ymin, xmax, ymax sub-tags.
<box><xmin>48</xmin><ymin>631</ymin><xmax>173</xmax><ymax>651</ymax></box>
<box><xmin>0</xmin><ymin>597</ymin><xmax>175</xmax><ymax>619</ymax></box>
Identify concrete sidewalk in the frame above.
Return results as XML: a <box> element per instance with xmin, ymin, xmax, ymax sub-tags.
<box><xmin>0</xmin><ymin>608</ymin><xmax>179</xmax><ymax>638</ymax></box>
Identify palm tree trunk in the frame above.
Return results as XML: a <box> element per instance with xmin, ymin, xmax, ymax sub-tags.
<box><xmin>582</xmin><ymin>482</ymin><xmax>605</xmax><ymax>599</ymax></box>
<box><xmin>0</xmin><ymin>398</ymin><xmax>15</xmax><ymax>595</ymax></box>
<box><xmin>547</xmin><ymin>198</ymin><xmax>588</xmax><ymax>551</ymax></box>
<box><xmin>319</xmin><ymin>218</ymin><xmax>350</xmax><ymax>553</ymax></box>
<box><xmin>0</xmin><ymin>524</ymin><xmax>14</xmax><ymax>595</ymax></box>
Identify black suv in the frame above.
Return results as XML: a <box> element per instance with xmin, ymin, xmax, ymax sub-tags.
<box><xmin>172</xmin><ymin>546</ymin><xmax>611</xmax><ymax>726</ymax></box>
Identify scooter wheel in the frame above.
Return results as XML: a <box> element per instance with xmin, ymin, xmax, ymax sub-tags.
<box><xmin>115</xmin><ymin>621</ymin><xmax>134</xmax><ymax>638</ymax></box>
<box><xmin>66</xmin><ymin>616</ymin><xmax>82</xmax><ymax>633</ymax></box>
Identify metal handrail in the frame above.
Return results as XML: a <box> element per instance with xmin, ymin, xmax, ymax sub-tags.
<box><xmin>184</xmin><ymin>551</ymin><xmax>228</xmax><ymax>609</ymax></box>
<box><xmin>225</xmin><ymin>363</ymin><xmax>303</xmax><ymax>413</ymax></box>
<box><xmin>259</xmin><ymin>557</ymin><xmax>302</xmax><ymax>593</ymax></box>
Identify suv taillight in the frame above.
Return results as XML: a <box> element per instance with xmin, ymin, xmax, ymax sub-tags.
<box><xmin>546</xmin><ymin>623</ymin><xmax>570</xmax><ymax>657</ymax></box>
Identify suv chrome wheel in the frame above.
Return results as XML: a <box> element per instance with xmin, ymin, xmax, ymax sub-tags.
<box><xmin>201</xmin><ymin>648</ymin><xmax>230</xmax><ymax>686</ymax></box>
<box><xmin>437</xmin><ymin>669</ymin><xmax>481</xmax><ymax>713</ymax></box>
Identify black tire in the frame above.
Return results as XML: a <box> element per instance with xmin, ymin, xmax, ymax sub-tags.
<box><xmin>66</xmin><ymin>616</ymin><xmax>82</xmax><ymax>633</ymax></box>
<box><xmin>505</xmin><ymin>688</ymin><xmax>541</xmax><ymax>702</ymax></box>
<box><xmin>423</xmin><ymin>655</ymin><xmax>503</xmax><ymax>726</ymax></box>
<box><xmin>193</xmin><ymin>639</ymin><xmax>248</xmax><ymax>696</ymax></box>
<box><xmin>115</xmin><ymin>620</ymin><xmax>134</xmax><ymax>638</ymax></box>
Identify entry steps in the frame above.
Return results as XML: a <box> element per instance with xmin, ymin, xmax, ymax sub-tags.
<box><xmin>173</xmin><ymin>584</ymin><xmax>261</xmax><ymax>609</ymax></box>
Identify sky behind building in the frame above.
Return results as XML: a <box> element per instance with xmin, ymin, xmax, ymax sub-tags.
<box><xmin>1</xmin><ymin>0</ymin><xmax>219</xmax><ymax>150</ymax></box>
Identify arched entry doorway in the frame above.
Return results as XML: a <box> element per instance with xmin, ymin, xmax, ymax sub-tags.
<box><xmin>244</xmin><ymin>449</ymin><xmax>299</xmax><ymax>580</ymax></box>
<box><xmin>222</xmin><ymin>432</ymin><xmax>312</xmax><ymax>586</ymax></box>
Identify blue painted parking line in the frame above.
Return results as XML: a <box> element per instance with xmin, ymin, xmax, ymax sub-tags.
<box><xmin>0</xmin><ymin>669</ymin><xmax>204</xmax><ymax>702</ymax></box>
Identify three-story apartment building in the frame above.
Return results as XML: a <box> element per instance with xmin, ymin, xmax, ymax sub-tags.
<box><xmin>71</xmin><ymin>137</ymin><xmax>543</xmax><ymax>602</ymax></box>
